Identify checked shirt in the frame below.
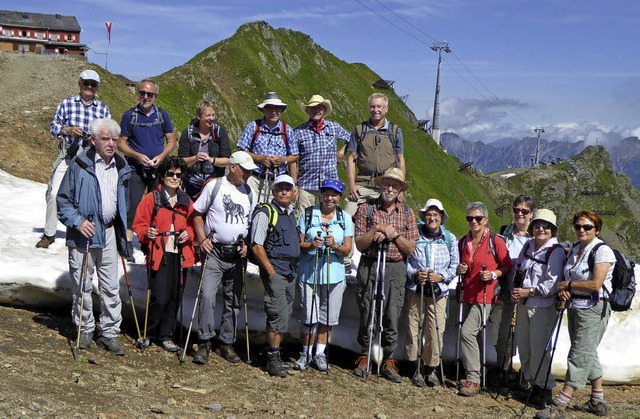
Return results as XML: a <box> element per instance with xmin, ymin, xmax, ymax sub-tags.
<box><xmin>50</xmin><ymin>95</ymin><xmax>111</xmax><ymax>147</ymax></box>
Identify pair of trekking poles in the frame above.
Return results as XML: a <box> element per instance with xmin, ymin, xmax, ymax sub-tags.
<box><xmin>304</xmin><ymin>231</ymin><xmax>334</xmax><ymax>371</ymax></box>
<box><xmin>256</xmin><ymin>169</ymin><xmax>274</xmax><ymax>204</ymax></box>
<box><xmin>414</xmin><ymin>250</ymin><xmax>446</xmax><ymax>387</ymax></box>
<box><xmin>180</xmin><ymin>234</ymin><xmax>252</xmax><ymax>365</ymax></box>
<box><xmin>365</xmin><ymin>241</ymin><xmax>388</xmax><ymax>378</ymax></box>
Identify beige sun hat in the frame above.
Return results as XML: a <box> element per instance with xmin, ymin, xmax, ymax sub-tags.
<box><xmin>257</xmin><ymin>92</ymin><xmax>287</xmax><ymax>110</ymax></box>
<box><xmin>528</xmin><ymin>208</ymin><xmax>557</xmax><ymax>234</ymax></box>
<box><xmin>305</xmin><ymin>94</ymin><xmax>332</xmax><ymax>116</ymax></box>
<box><xmin>374</xmin><ymin>167</ymin><xmax>409</xmax><ymax>192</ymax></box>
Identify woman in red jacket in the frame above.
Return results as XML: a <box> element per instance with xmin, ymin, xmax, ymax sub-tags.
<box><xmin>133</xmin><ymin>156</ymin><xmax>196</xmax><ymax>352</ymax></box>
<box><xmin>456</xmin><ymin>202</ymin><xmax>512</xmax><ymax>396</ymax></box>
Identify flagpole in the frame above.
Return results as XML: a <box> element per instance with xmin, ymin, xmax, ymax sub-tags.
<box><xmin>105</xmin><ymin>22</ymin><xmax>112</xmax><ymax>70</ymax></box>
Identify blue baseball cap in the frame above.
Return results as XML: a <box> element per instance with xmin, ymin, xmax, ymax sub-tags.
<box><xmin>320</xmin><ymin>179</ymin><xmax>345</xmax><ymax>195</ymax></box>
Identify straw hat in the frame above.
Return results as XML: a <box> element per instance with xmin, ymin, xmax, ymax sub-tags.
<box><xmin>305</xmin><ymin>94</ymin><xmax>332</xmax><ymax>116</ymax></box>
<box><xmin>374</xmin><ymin>167</ymin><xmax>409</xmax><ymax>192</ymax></box>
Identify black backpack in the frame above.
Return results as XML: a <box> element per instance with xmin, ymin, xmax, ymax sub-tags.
<box><xmin>588</xmin><ymin>242</ymin><xmax>636</xmax><ymax>312</ymax></box>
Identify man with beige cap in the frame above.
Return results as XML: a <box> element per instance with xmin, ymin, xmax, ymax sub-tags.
<box><xmin>352</xmin><ymin>167</ymin><xmax>418</xmax><ymax>383</ymax></box>
<box><xmin>290</xmin><ymin>94</ymin><xmax>350</xmax><ymax>211</ymax></box>
<box><xmin>36</xmin><ymin>69</ymin><xmax>111</xmax><ymax>248</ymax></box>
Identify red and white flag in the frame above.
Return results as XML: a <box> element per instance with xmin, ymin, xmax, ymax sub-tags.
<box><xmin>105</xmin><ymin>22</ymin><xmax>112</xmax><ymax>43</ymax></box>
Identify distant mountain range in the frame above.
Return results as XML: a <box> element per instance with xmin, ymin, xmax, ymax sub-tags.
<box><xmin>440</xmin><ymin>133</ymin><xmax>640</xmax><ymax>190</ymax></box>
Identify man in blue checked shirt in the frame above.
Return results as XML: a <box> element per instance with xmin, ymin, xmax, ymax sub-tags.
<box><xmin>237</xmin><ymin>92</ymin><xmax>298</xmax><ymax>199</ymax></box>
<box><xmin>289</xmin><ymin>95</ymin><xmax>350</xmax><ymax>213</ymax></box>
<box><xmin>36</xmin><ymin>69</ymin><xmax>111</xmax><ymax>249</ymax></box>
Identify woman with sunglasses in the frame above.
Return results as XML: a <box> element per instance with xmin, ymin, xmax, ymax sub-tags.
<box><xmin>536</xmin><ymin>210</ymin><xmax>615</xmax><ymax>419</ymax></box>
<box><xmin>492</xmin><ymin>195</ymin><xmax>535</xmax><ymax>384</ymax></box>
<box><xmin>511</xmin><ymin>209</ymin><xmax>564</xmax><ymax>408</ymax></box>
<box><xmin>456</xmin><ymin>202</ymin><xmax>512</xmax><ymax>397</ymax></box>
<box><xmin>133</xmin><ymin>156</ymin><xmax>196</xmax><ymax>352</ymax></box>
<box><xmin>178</xmin><ymin>100</ymin><xmax>232</xmax><ymax>199</ymax></box>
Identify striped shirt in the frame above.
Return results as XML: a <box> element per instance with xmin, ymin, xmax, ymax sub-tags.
<box><xmin>94</xmin><ymin>154</ymin><xmax>118</xmax><ymax>224</ymax></box>
<box><xmin>50</xmin><ymin>95</ymin><xmax>111</xmax><ymax>147</ymax></box>
<box><xmin>294</xmin><ymin>120</ymin><xmax>350</xmax><ymax>190</ymax></box>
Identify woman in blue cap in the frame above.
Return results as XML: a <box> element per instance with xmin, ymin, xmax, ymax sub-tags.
<box><xmin>294</xmin><ymin>179</ymin><xmax>353</xmax><ymax>372</ymax></box>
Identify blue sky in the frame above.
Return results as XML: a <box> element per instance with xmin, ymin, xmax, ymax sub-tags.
<box><xmin>10</xmin><ymin>0</ymin><xmax>640</xmax><ymax>145</ymax></box>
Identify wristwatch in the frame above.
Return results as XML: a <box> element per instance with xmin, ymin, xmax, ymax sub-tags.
<box><xmin>529</xmin><ymin>287</ymin><xmax>535</xmax><ymax>296</ymax></box>
<box><xmin>491</xmin><ymin>271</ymin><xmax>498</xmax><ymax>281</ymax></box>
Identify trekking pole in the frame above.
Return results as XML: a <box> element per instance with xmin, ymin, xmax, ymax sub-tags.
<box><xmin>258</xmin><ymin>169</ymin><xmax>271</xmax><ymax>204</ymax></box>
<box><xmin>455</xmin><ymin>274</ymin><xmax>464</xmax><ymax>383</ymax></box>
<box><xmin>429</xmin><ymin>255</ymin><xmax>446</xmax><ymax>388</ymax></box>
<box><xmin>376</xmin><ymin>242</ymin><xmax>388</xmax><ymax>377</ymax></box>
<box><xmin>325</xmin><ymin>231</ymin><xmax>332</xmax><ymax>373</ymax></box>
<box><xmin>415</xmin><ymin>272</ymin><xmax>424</xmax><ymax>384</ymax></box>
<box><xmin>522</xmin><ymin>300</ymin><xmax>566</xmax><ymax>416</ymax></box>
<box><xmin>140</xmin><ymin>223</ymin><xmax>156</xmax><ymax>350</ymax></box>
<box><xmin>494</xmin><ymin>302</ymin><xmax>518</xmax><ymax>400</ymax></box>
<box><xmin>179</xmin><ymin>249</ymin><xmax>209</xmax><ymax>365</ymax></box>
<box><xmin>481</xmin><ymin>264</ymin><xmax>487</xmax><ymax>390</ymax></box>
<box><xmin>238</xmin><ymin>235</ymin><xmax>251</xmax><ymax>365</ymax></box>
<box><xmin>73</xmin><ymin>214</ymin><xmax>93</xmax><ymax>360</ymax></box>
<box><xmin>120</xmin><ymin>255</ymin><xmax>143</xmax><ymax>345</ymax></box>
<box><xmin>306</xmin><ymin>231</ymin><xmax>322</xmax><ymax>367</ymax></box>
<box><xmin>176</xmin><ymin>228</ymin><xmax>186</xmax><ymax>350</ymax></box>
<box><xmin>365</xmin><ymin>243</ymin><xmax>383</xmax><ymax>379</ymax></box>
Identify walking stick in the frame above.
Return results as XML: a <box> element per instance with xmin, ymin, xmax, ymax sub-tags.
<box><xmin>481</xmin><ymin>264</ymin><xmax>488</xmax><ymax>390</ymax></box>
<box><xmin>306</xmin><ymin>231</ymin><xmax>323</xmax><ymax>367</ymax></box>
<box><xmin>365</xmin><ymin>243</ymin><xmax>384</xmax><ymax>379</ymax></box>
<box><xmin>73</xmin><ymin>214</ymin><xmax>93</xmax><ymax>360</ymax></box>
<box><xmin>522</xmin><ymin>300</ymin><xmax>566</xmax><ymax>415</ymax></box>
<box><xmin>455</xmin><ymin>274</ymin><xmax>464</xmax><ymax>383</ymax></box>
<box><xmin>139</xmin><ymin>223</ymin><xmax>156</xmax><ymax>350</ymax></box>
<box><xmin>238</xmin><ymin>235</ymin><xmax>251</xmax><ymax>365</ymax></box>
<box><xmin>257</xmin><ymin>169</ymin><xmax>271</xmax><ymax>204</ymax></box>
<box><xmin>429</xmin><ymin>254</ymin><xmax>446</xmax><ymax>387</ymax></box>
<box><xmin>325</xmin><ymin>231</ymin><xmax>332</xmax><ymax>373</ymax></box>
<box><xmin>415</xmin><ymin>275</ymin><xmax>424</xmax><ymax>383</ymax></box>
<box><xmin>179</xmin><ymin>250</ymin><xmax>209</xmax><ymax>365</ymax></box>
<box><xmin>120</xmin><ymin>255</ymin><xmax>143</xmax><ymax>345</ymax></box>
<box><xmin>376</xmin><ymin>242</ymin><xmax>388</xmax><ymax>377</ymax></box>
<box><xmin>494</xmin><ymin>302</ymin><xmax>518</xmax><ymax>400</ymax></box>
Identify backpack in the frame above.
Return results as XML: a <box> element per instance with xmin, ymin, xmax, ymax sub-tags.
<box><xmin>459</xmin><ymin>233</ymin><xmax>499</xmax><ymax>265</ymax></box>
<box><xmin>417</xmin><ymin>221</ymin><xmax>452</xmax><ymax>252</ymax></box>
<box><xmin>304</xmin><ymin>206</ymin><xmax>346</xmax><ymax>233</ymax></box>
<box><xmin>195</xmin><ymin>177</ymin><xmax>253</xmax><ymax>212</ymax></box>
<box><xmin>130</xmin><ymin>106</ymin><xmax>167</xmax><ymax>131</ymax></box>
<box><xmin>142</xmin><ymin>188</ymin><xmax>188</xmax><ymax>255</ymax></box>
<box><xmin>248</xmin><ymin>203</ymin><xmax>279</xmax><ymax>265</ymax></box>
<box><xmin>355</xmin><ymin>121</ymin><xmax>399</xmax><ymax>168</ymax></box>
<box><xmin>364</xmin><ymin>200</ymin><xmax>412</xmax><ymax>231</ymax></box>
<box><xmin>588</xmin><ymin>242</ymin><xmax>636</xmax><ymax>312</ymax></box>
<box><xmin>251</xmin><ymin>119</ymin><xmax>289</xmax><ymax>151</ymax></box>
<box><xmin>515</xmin><ymin>241</ymin><xmax>569</xmax><ymax>287</ymax></box>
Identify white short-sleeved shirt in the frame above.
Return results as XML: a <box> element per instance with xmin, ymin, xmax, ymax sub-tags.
<box><xmin>193</xmin><ymin>177</ymin><xmax>255</xmax><ymax>244</ymax></box>
<box><xmin>563</xmin><ymin>237</ymin><xmax>616</xmax><ymax>309</ymax></box>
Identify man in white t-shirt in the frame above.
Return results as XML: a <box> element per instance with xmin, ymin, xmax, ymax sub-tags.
<box><xmin>191</xmin><ymin>151</ymin><xmax>257</xmax><ymax>365</ymax></box>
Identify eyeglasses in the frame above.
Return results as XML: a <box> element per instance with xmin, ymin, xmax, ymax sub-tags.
<box><xmin>82</xmin><ymin>80</ymin><xmax>98</xmax><ymax>87</ymax></box>
<box><xmin>513</xmin><ymin>208</ymin><xmax>531</xmax><ymax>215</ymax></box>
<box><xmin>533</xmin><ymin>222</ymin><xmax>551</xmax><ymax>230</ymax></box>
<box><xmin>165</xmin><ymin>171</ymin><xmax>183</xmax><ymax>179</ymax></box>
<box><xmin>139</xmin><ymin>91</ymin><xmax>156</xmax><ymax>98</ymax></box>
<box><xmin>466</xmin><ymin>215</ymin><xmax>485</xmax><ymax>223</ymax></box>
<box><xmin>573</xmin><ymin>223</ymin><xmax>595</xmax><ymax>231</ymax></box>
<box><xmin>424</xmin><ymin>212</ymin><xmax>441</xmax><ymax>219</ymax></box>
<box><xmin>263</xmin><ymin>105</ymin><xmax>283</xmax><ymax>113</ymax></box>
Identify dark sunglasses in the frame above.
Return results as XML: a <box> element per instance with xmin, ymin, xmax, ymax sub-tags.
<box><xmin>82</xmin><ymin>80</ymin><xmax>98</xmax><ymax>87</ymax></box>
<box><xmin>573</xmin><ymin>223</ymin><xmax>595</xmax><ymax>231</ymax></box>
<box><xmin>466</xmin><ymin>215</ymin><xmax>484</xmax><ymax>223</ymax></box>
<box><xmin>533</xmin><ymin>222</ymin><xmax>551</xmax><ymax>230</ymax></box>
<box><xmin>165</xmin><ymin>171</ymin><xmax>183</xmax><ymax>179</ymax></box>
<box><xmin>513</xmin><ymin>208</ymin><xmax>531</xmax><ymax>215</ymax></box>
<box><xmin>139</xmin><ymin>91</ymin><xmax>156</xmax><ymax>98</ymax></box>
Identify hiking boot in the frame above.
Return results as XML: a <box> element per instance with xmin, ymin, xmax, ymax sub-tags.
<box><xmin>380</xmin><ymin>359</ymin><xmax>402</xmax><ymax>383</ymax></box>
<box><xmin>312</xmin><ymin>353</ymin><xmax>328</xmax><ymax>372</ymax></box>
<box><xmin>458</xmin><ymin>380</ymin><xmax>480</xmax><ymax>397</ymax></box>
<box><xmin>294</xmin><ymin>352</ymin><xmax>310</xmax><ymax>371</ymax></box>
<box><xmin>266</xmin><ymin>351</ymin><xmax>287</xmax><ymax>378</ymax></box>
<box><xmin>574</xmin><ymin>399</ymin><xmax>609</xmax><ymax>417</ymax></box>
<box><xmin>35</xmin><ymin>234</ymin><xmax>55</xmax><ymax>249</ymax></box>
<box><xmin>425</xmin><ymin>369</ymin><xmax>440</xmax><ymax>388</ymax></box>
<box><xmin>353</xmin><ymin>354</ymin><xmax>368</xmax><ymax>377</ymax></box>
<box><xmin>95</xmin><ymin>336</ymin><xmax>125</xmax><ymax>356</ymax></box>
<box><xmin>192</xmin><ymin>341</ymin><xmax>210</xmax><ymax>364</ymax></box>
<box><xmin>217</xmin><ymin>343</ymin><xmax>241</xmax><ymax>364</ymax></box>
<box><xmin>411</xmin><ymin>368</ymin><xmax>425</xmax><ymax>388</ymax></box>
<box><xmin>535</xmin><ymin>400</ymin><xmax>567</xmax><ymax>419</ymax></box>
<box><xmin>159</xmin><ymin>339</ymin><xmax>179</xmax><ymax>353</ymax></box>
<box><xmin>530</xmin><ymin>385</ymin><xmax>553</xmax><ymax>408</ymax></box>
<box><xmin>78</xmin><ymin>332</ymin><xmax>93</xmax><ymax>350</ymax></box>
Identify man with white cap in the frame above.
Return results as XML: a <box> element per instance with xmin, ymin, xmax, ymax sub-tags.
<box><xmin>290</xmin><ymin>94</ymin><xmax>350</xmax><ymax>211</ymax></box>
<box><xmin>405</xmin><ymin>198</ymin><xmax>459</xmax><ymax>387</ymax></box>
<box><xmin>36</xmin><ymin>69</ymin><xmax>111</xmax><ymax>248</ymax></box>
<box><xmin>352</xmin><ymin>167</ymin><xmax>418</xmax><ymax>383</ymax></box>
<box><xmin>250</xmin><ymin>174</ymin><xmax>301</xmax><ymax>377</ymax></box>
<box><xmin>191</xmin><ymin>151</ymin><xmax>257</xmax><ymax>365</ymax></box>
<box><xmin>237</xmin><ymin>92</ymin><xmax>298</xmax><ymax>198</ymax></box>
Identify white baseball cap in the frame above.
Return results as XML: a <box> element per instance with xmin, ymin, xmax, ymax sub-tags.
<box><xmin>229</xmin><ymin>151</ymin><xmax>258</xmax><ymax>171</ymax></box>
<box><xmin>271</xmin><ymin>174</ymin><xmax>295</xmax><ymax>189</ymax></box>
<box><xmin>79</xmin><ymin>69</ymin><xmax>100</xmax><ymax>83</ymax></box>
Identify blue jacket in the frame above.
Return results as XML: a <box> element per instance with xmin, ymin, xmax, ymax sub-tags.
<box><xmin>57</xmin><ymin>147</ymin><xmax>133</xmax><ymax>253</ymax></box>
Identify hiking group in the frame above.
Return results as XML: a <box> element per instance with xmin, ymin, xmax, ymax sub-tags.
<box><xmin>41</xmin><ymin>69</ymin><xmax>633</xmax><ymax>418</ymax></box>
